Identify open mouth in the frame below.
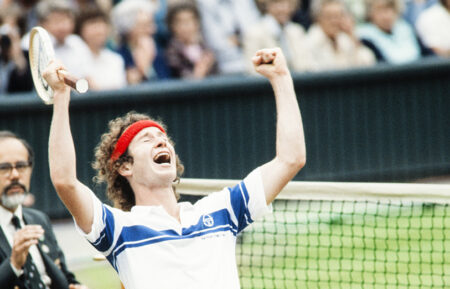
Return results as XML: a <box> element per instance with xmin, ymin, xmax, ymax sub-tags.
<box><xmin>153</xmin><ymin>152</ymin><xmax>171</xmax><ymax>164</ymax></box>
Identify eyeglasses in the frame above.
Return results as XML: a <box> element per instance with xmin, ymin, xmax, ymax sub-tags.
<box><xmin>0</xmin><ymin>161</ymin><xmax>32</xmax><ymax>176</ymax></box>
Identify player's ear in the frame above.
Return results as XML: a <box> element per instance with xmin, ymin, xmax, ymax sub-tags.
<box><xmin>118</xmin><ymin>162</ymin><xmax>132</xmax><ymax>177</ymax></box>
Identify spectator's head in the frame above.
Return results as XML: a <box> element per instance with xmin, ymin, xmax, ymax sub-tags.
<box><xmin>76</xmin><ymin>5</ymin><xmax>110</xmax><ymax>53</ymax></box>
<box><xmin>0</xmin><ymin>131</ymin><xmax>34</xmax><ymax>212</ymax></box>
<box><xmin>312</xmin><ymin>0</ymin><xmax>346</xmax><ymax>39</ymax></box>
<box><xmin>166</xmin><ymin>2</ymin><xmax>201</xmax><ymax>44</ymax></box>
<box><xmin>366</xmin><ymin>0</ymin><xmax>400</xmax><ymax>33</ymax></box>
<box><xmin>259</xmin><ymin>0</ymin><xmax>299</xmax><ymax>25</ymax></box>
<box><xmin>37</xmin><ymin>0</ymin><xmax>76</xmax><ymax>44</ymax></box>
<box><xmin>112</xmin><ymin>0</ymin><xmax>156</xmax><ymax>42</ymax></box>
<box><xmin>92</xmin><ymin>112</ymin><xmax>184</xmax><ymax>211</ymax></box>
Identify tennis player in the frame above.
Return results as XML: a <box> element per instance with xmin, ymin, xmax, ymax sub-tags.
<box><xmin>44</xmin><ymin>47</ymin><xmax>306</xmax><ymax>289</ymax></box>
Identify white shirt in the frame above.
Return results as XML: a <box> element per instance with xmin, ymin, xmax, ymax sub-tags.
<box><xmin>196</xmin><ymin>0</ymin><xmax>261</xmax><ymax>74</ymax></box>
<box><xmin>0</xmin><ymin>205</ymin><xmax>51</xmax><ymax>288</ymax></box>
<box><xmin>306</xmin><ymin>24</ymin><xmax>375</xmax><ymax>71</ymax></box>
<box><xmin>85</xmin><ymin>48</ymin><xmax>127</xmax><ymax>90</ymax></box>
<box><xmin>77</xmin><ymin>168</ymin><xmax>271</xmax><ymax>289</ymax></box>
<box><xmin>416</xmin><ymin>3</ymin><xmax>450</xmax><ymax>51</ymax></box>
<box><xmin>22</xmin><ymin>32</ymin><xmax>90</xmax><ymax>78</ymax></box>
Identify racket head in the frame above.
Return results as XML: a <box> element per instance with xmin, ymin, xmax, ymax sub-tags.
<box><xmin>29</xmin><ymin>26</ymin><xmax>55</xmax><ymax>105</ymax></box>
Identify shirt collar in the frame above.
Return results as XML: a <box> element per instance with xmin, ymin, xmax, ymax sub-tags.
<box><xmin>130</xmin><ymin>202</ymin><xmax>193</xmax><ymax>215</ymax></box>
<box><xmin>0</xmin><ymin>204</ymin><xmax>23</xmax><ymax>227</ymax></box>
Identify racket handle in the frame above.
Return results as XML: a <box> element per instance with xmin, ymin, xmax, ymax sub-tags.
<box><xmin>57</xmin><ymin>70</ymin><xmax>89</xmax><ymax>93</ymax></box>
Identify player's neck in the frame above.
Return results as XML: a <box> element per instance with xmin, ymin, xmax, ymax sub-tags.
<box><xmin>134</xmin><ymin>186</ymin><xmax>180</xmax><ymax>221</ymax></box>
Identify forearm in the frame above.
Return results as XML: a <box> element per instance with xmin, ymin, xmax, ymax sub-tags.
<box><xmin>49</xmin><ymin>90</ymin><xmax>77</xmax><ymax>187</ymax></box>
<box><xmin>270</xmin><ymin>74</ymin><xmax>306</xmax><ymax>168</ymax></box>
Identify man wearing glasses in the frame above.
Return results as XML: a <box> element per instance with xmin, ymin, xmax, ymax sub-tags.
<box><xmin>0</xmin><ymin>131</ymin><xmax>87</xmax><ymax>289</ymax></box>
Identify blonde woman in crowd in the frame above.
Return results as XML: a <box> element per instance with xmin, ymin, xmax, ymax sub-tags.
<box><xmin>357</xmin><ymin>0</ymin><xmax>423</xmax><ymax>64</ymax></box>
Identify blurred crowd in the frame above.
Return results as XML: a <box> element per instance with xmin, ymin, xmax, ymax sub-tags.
<box><xmin>0</xmin><ymin>0</ymin><xmax>448</xmax><ymax>94</ymax></box>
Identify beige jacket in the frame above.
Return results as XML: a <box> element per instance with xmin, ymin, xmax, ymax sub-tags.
<box><xmin>243</xmin><ymin>15</ymin><xmax>313</xmax><ymax>73</ymax></box>
<box><xmin>306</xmin><ymin>24</ymin><xmax>375</xmax><ymax>71</ymax></box>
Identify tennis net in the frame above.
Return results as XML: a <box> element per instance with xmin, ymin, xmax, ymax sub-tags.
<box><xmin>178</xmin><ymin>179</ymin><xmax>450</xmax><ymax>289</ymax></box>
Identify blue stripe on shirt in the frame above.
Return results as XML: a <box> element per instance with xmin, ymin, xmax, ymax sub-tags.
<box><xmin>229</xmin><ymin>181</ymin><xmax>253</xmax><ymax>233</ymax></box>
<box><xmin>90</xmin><ymin>205</ymin><xmax>115</xmax><ymax>252</ymax></box>
<box><xmin>107</xmin><ymin>208</ymin><xmax>236</xmax><ymax>270</ymax></box>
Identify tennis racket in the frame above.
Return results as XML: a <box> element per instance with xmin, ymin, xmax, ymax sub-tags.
<box><xmin>29</xmin><ymin>26</ymin><xmax>88</xmax><ymax>104</ymax></box>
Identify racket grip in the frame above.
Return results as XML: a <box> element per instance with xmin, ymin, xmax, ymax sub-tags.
<box><xmin>57</xmin><ymin>70</ymin><xmax>89</xmax><ymax>93</ymax></box>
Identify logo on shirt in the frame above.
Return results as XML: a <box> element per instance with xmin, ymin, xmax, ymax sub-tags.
<box><xmin>202</xmin><ymin>214</ymin><xmax>214</xmax><ymax>227</ymax></box>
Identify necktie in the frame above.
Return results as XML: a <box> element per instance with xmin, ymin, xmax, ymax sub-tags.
<box><xmin>11</xmin><ymin>215</ymin><xmax>47</xmax><ymax>289</ymax></box>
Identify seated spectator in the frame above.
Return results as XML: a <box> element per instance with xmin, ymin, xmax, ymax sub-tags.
<box><xmin>415</xmin><ymin>0</ymin><xmax>450</xmax><ymax>57</ymax></box>
<box><xmin>244</xmin><ymin>0</ymin><xmax>313</xmax><ymax>72</ymax></box>
<box><xmin>357</xmin><ymin>0</ymin><xmax>422</xmax><ymax>64</ymax></box>
<box><xmin>21</xmin><ymin>0</ymin><xmax>90</xmax><ymax>79</ymax></box>
<box><xmin>0</xmin><ymin>3</ymin><xmax>33</xmax><ymax>94</ymax></box>
<box><xmin>76</xmin><ymin>5</ymin><xmax>127</xmax><ymax>90</ymax></box>
<box><xmin>306</xmin><ymin>0</ymin><xmax>375</xmax><ymax>70</ymax></box>
<box><xmin>112</xmin><ymin>0</ymin><xmax>169</xmax><ymax>84</ymax></box>
<box><xmin>196</xmin><ymin>0</ymin><xmax>261</xmax><ymax>74</ymax></box>
<box><xmin>165</xmin><ymin>2</ymin><xmax>217</xmax><ymax>79</ymax></box>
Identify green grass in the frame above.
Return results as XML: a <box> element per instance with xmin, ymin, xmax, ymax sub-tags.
<box><xmin>74</xmin><ymin>263</ymin><xmax>122</xmax><ymax>289</ymax></box>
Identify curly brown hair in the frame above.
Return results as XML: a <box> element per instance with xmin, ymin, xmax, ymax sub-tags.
<box><xmin>92</xmin><ymin>111</ymin><xmax>184</xmax><ymax>211</ymax></box>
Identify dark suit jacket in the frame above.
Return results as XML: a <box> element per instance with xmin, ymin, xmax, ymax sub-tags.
<box><xmin>0</xmin><ymin>207</ymin><xmax>79</xmax><ymax>289</ymax></box>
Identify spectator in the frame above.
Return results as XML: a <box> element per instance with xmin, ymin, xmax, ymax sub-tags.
<box><xmin>165</xmin><ymin>2</ymin><xmax>217</xmax><ymax>79</ymax></box>
<box><xmin>244</xmin><ymin>0</ymin><xmax>313</xmax><ymax>72</ymax></box>
<box><xmin>0</xmin><ymin>4</ymin><xmax>33</xmax><ymax>94</ymax></box>
<box><xmin>1</xmin><ymin>0</ymin><xmax>40</xmax><ymax>32</ymax></box>
<box><xmin>0</xmin><ymin>130</ymin><xmax>88</xmax><ymax>289</ymax></box>
<box><xmin>196</xmin><ymin>0</ymin><xmax>261</xmax><ymax>74</ymax></box>
<box><xmin>357</xmin><ymin>0</ymin><xmax>422</xmax><ymax>64</ymax></box>
<box><xmin>112</xmin><ymin>0</ymin><xmax>169</xmax><ymax>84</ymax></box>
<box><xmin>415</xmin><ymin>0</ymin><xmax>450</xmax><ymax>57</ymax></box>
<box><xmin>76</xmin><ymin>5</ymin><xmax>127</xmax><ymax>90</ymax></box>
<box><xmin>306</xmin><ymin>0</ymin><xmax>375</xmax><ymax>70</ymax></box>
<box><xmin>22</xmin><ymin>0</ymin><xmax>91</xmax><ymax>79</ymax></box>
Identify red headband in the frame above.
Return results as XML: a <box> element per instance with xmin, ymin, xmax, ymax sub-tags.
<box><xmin>110</xmin><ymin>120</ymin><xmax>166</xmax><ymax>161</ymax></box>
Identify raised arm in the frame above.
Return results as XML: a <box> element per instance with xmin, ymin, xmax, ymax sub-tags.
<box><xmin>44</xmin><ymin>60</ymin><xmax>94</xmax><ymax>233</ymax></box>
<box><xmin>253</xmin><ymin>48</ymin><xmax>306</xmax><ymax>204</ymax></box>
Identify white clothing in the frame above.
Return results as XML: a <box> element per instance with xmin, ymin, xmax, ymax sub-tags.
<box><xmin>196</xmin><ymin>0</ymin><xmax>261</xmax><ymax>74</ymax></box>
<box><xmin>416</xmin><ymin>3</ymin><xmax>450</xmax><ymax>52</ymax></box>
<box><xmin>0</xmin><ymin>205</ymin><xmax>51</xmax><ymax>288</ymax></box>
<box><xmin>85</xmin><ymin>48</ymin><xmax>127</xmax><ymax>90</ymax></box>
<box><xmin>306</xmin><ymin>24</ymin><xmax>375</xmax><ymax>71</ymax></box>
<box><xmin>77</xmin><ymin>168</ymin><xmax>271</xmax><ymax>289</ymax></box>
<box><xmin>22</xmin><ymin>33</ymin><xmax>90</xmax><ymax>78</ymax></box>
<box><xmin>243</xmin><ymin>15</ymin><xmax>313</xmax><ymax>73</ymax></box>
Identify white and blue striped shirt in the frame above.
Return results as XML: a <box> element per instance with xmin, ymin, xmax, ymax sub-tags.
<box><xmin>77</xmin><ymin>168</ymin><xmax>271</xmax><ymax>289</ymax></box>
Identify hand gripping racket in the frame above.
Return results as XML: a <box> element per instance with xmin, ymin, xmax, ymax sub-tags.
<box><xmin>29</xmin><ymin>26</ymin><xmax>88</xmax><ymax>104</ymax></box>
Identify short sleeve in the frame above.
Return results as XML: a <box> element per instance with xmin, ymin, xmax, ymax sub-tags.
<box><xmin>74</xmin><ymin>192</ymin><xmax>116</xmax><ymax>254</ymax></box>
<box><xmin>228</xmin><ymin>167</ymin><xmax>272</xmax><ymax>233</ymax></box>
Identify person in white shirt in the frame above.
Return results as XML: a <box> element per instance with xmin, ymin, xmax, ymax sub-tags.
<box><xmin>76</xmin><ymin>5</ymin><xmax>127</xmax><ymax>90</ymax></box>
<box><xmin>196</xmin><ymin>0</ymin><xmax>261</xmax><ymax>74</ymax></box>
<box><xmin>44</xmin><ymin>47</ymin><xmax>306</xmax><ymax>289</ymax></box>
<box><xmin>21</xmin><ymin>0</ymin><xmax>90</xmax><ymax>79</ymax></box>
<box><xmin>306</xmin><ymin>0</ymin><xmax>376</xmax><ymax>70</ymax></box>
<box><xmin>415</xmin><ymin>0</ymin><xmax>450</xmax><ymax>57</ymax></box>
<box><xmin>243</xmin><ymin>0</ymin><xmax>313</xmax><ymax>73</ymax></box>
